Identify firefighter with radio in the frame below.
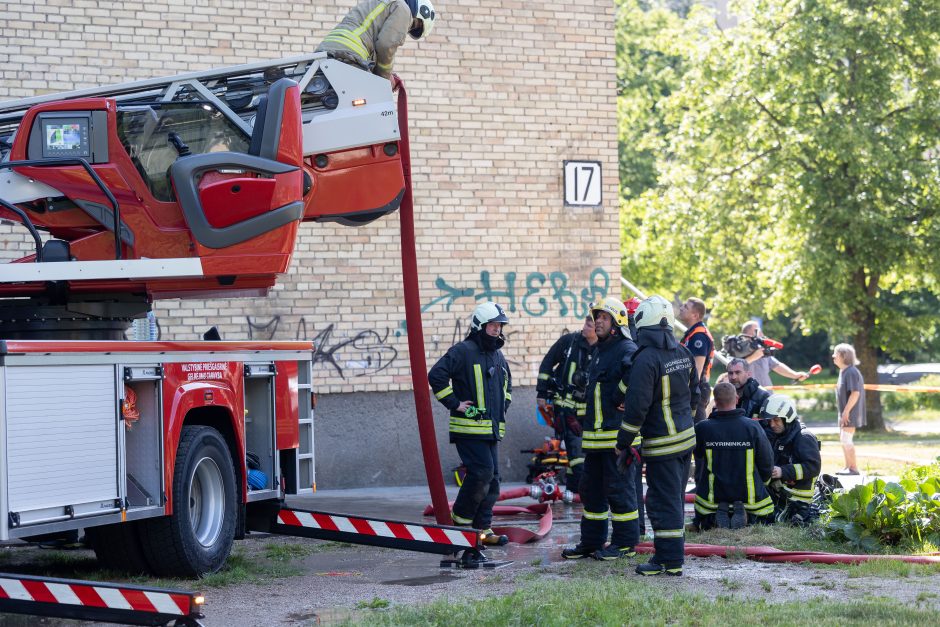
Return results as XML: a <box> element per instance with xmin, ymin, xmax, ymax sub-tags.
<box><xmin>428</xmin><ymin>302</ymin><xmax>511</xmax><ymax>551</ymax></box>
<box><xmin>760</xmin><ymin>394</ymin><xmax>822</xmax><ymax>525</ymax></box>
<box><xmin>561</xmin><ymin>297</ymin><xmax>639</xmax><ymax>561</ymax></box>
<box><xmin>617</xmin><ymin>295</ymin><xmax>698</xmax><ymax>576</ymax></box>
<box><xmin>536</xmin><ymin>315</ymin><xmax>597</xmax><ymax>494</ymax></box>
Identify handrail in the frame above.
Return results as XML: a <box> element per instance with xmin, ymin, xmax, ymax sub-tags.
<box><xmin>0</xmin><ymin>198</ymin><xmax>43</xmax><ymax>262</ymax></box>
<box><xmin>0</xmin><ymin>158</ymin><xmax>122</xmax><ymax>259</ymax></box>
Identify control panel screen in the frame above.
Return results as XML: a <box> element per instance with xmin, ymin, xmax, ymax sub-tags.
<box><xmin>42</xmin><ymin>118</ymin><xmax>90</xmax><ymax>158</ymax></box>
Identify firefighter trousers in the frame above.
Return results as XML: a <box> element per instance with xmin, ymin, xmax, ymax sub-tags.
<box><xmin>645</xmin><ymin>452</ymin><xmax>691</xmax><ymax>566</ymax></box>
<box><xmin>557</xmin><ymin>410</ymin><xmax>584</xmax><ymax>494</ymax></box>
<box><xmin>452</xmin><ymin>439</ymin><xmax>500</xmax><ymax>530</ymax></box>
<box><xmin>578</xmin><ymin>450</ymin><xmax>639</xmax><ymax>549</ymax></box>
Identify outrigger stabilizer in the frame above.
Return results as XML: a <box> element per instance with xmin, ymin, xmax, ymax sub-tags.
<box><xmin>0</xmin><ymin>571</ymin><xmax>205</xmax><ymax>626</ymax></box>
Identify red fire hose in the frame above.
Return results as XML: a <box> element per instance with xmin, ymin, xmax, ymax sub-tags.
<box><xmin>635</xmin><ymin>542</ymin><xmax>940</xmax><ymax>565</ymax></box>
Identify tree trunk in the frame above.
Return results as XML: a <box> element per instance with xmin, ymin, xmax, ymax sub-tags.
<box><xmin>854</xmin><ymin>325</ymin><xmax>886</xmax><ymax>432</ymax></box>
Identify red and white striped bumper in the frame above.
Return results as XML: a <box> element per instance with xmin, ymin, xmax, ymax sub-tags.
<box><xmin>0</xmin><ymin>573</ymin><xmax>203</xmax><ymax>626</ymax></box>
<box><xmin>274</xmin><ymin>508</ymin><xmax>481</xmax><ymax>555</ymax></box>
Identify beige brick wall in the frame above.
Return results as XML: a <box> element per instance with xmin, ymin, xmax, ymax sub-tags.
<box><xmin>0</xmin><ymin>0</ymin><xmax>620</xmax><ymax>393</ymax></box>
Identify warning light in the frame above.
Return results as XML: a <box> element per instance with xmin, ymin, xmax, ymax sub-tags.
<box><xmin>194</xmin><ymin>595</ymin><xmax>205</xmax><ymax>606</ymax></box>
<box><xmin>352</xmin><ymin>98</ymin><xmax>366</xmax><ymax>107</ymax></box>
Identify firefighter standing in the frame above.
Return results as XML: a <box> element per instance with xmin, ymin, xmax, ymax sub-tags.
<box><xmin>317</xmin><ymin>0</ymin><xmax>436</xmax><ymax>79</ymax></box>
<box><xmin>536</xmin><ymin>315</ymin><xmax>597</xmax><ymax>494</ymax></box>
<box><xmin>678</xmin><ymin>297</ymin><xmax>714</xmax><ymax>424</ymax></box>
<box><xmin>617</xmin><ymin>295</ymin><xmax>698</xmax><ymax>576</ymax></box>
<box><xmin>760</xmin><ymin>394</ymin><xmax>822</xmax><ymax>524</ymax></box>
<box><xmin>428</xmin><ymin>302</ymin><xmax>511</xmax><ymax>549</ymax></box>
<box><xmin>692</xmin><ymin>382</ymin><xmax>774</xmax><ymax>530</ymax></box>
<box><xmin>561</xmin><ymin>297</ymin><xmax>639</xmax><ymax>560</ymax></box>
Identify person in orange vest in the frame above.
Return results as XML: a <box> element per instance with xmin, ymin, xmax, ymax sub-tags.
<box><xmin>678</xmin><ymin>297</ymin><xmax>714</xmax><ymax>424</ymax></box>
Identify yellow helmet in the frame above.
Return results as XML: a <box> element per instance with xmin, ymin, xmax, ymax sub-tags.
<box><xmin>590</xmin><ymin>296</ymin><xmax>629</xmax><ymax>328</ymax></box>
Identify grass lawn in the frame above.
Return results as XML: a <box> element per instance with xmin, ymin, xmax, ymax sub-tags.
<box><xmin>368</xmin><ymin>576</ymin><xmax>938</xmax><ymax>626</ymax></box>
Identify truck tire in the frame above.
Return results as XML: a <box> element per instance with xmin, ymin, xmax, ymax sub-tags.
<box><xmin>85</xmin><ymin>522</ymin><xmax>151</xmax><ymax>574</ymax></box>
<box><xmin>141</xmin><ymin>425</ymin><xmax>237</xmax><ymax>577</ymax></box>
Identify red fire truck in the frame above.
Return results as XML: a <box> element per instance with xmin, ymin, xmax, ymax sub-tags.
<box><xmin>0</xmin><ymin>55</ymin><xmax>468</xmax><ymax>624</ymax></box>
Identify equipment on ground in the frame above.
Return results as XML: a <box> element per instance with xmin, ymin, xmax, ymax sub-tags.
<box><xmin>521</xmin><ymin>437</ymin><xmax>569</xmax><ymax>484</ymax></box>
<box><xmin>0</xmin><ymin>56</ymin><xmax>478</xmax><ymax>622</ymax></box>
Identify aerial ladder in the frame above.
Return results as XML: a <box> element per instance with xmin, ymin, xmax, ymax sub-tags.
<box><xmin>0</xmin><ymin>54</ymin><xmax>466</xmax><ymax>625</ymax></box>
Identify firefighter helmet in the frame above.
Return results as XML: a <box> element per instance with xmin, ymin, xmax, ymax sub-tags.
<box><xmin>633</xmin><ymin>295</ymin><xmax>675</xmax><ymax>330</ymax></box>
<box><xmin>590</xmin><ymin>296</ymin><xmax>629</xmax><ymax>327</ymax></box>
<box><xmin>470</xmin><ymin>302</ymin><xmax>509</xmax><ymax>332</ymax></box>
<box><xmin>409</xmin><ymin>0</ymin><xmax>436</xmax><ymax>40</ymax></box>
<box><xmin>760</xmin><ymin>394</ymin><xmax>798</xmax><ymax>423</ymax></box>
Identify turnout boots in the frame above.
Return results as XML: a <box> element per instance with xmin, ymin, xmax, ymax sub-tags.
<box><xmin>636</xmin><ymin>560</ymin><xmax>682</xmax><ymax>576</ymax></box>
<box><xmin>716</xmin><ymin>501</ymin><xmax>747</xmax><ymax>530</ymax></box>
<box><xmin>561</xmin><ymin>544</ymin><xmax>598</xmax><ymax>560</ymax></box>
<box><xmin>481</xmin><ymin>529</ymin><xmax>509</xmax><ymax>546</ymax></box>
<box><xmin>592</xmin><ymin>544</ymin><xmax>637</xmax><ymax>560</ymax></box>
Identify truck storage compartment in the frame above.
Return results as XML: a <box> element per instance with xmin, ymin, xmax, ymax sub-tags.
<box><xmin>122</xmin><ymin>366</ymin><xmax>164</xmax><ymax>509</ymax></box>
<box><xmin>244</xmin><ymin>362</ymin><xmax>277</xmax><ymax>501</ymax></box>
<box><xmin>2</xmin><ymin>365</ymin><xmax>120</xmax><ymax>532</ymax></box>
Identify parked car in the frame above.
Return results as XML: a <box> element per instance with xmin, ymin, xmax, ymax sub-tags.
<box><xmin>877</xmin><ymin>363</ymin><xmax>940</xmax><ymax>385</ymax></box>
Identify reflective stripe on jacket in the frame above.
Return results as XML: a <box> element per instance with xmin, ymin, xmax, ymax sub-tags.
<box><xmin>617</xmin><ymin>328</ymin><xmax>698</xmax><ymax>459</ymax></box>
<box><xmin>429</xmin><ymin>333</ymin><xmax>512</xmax><ymax>443</ymax></box>
<box><xmin>693</xmin><ymin>408</ymin><xmax>774</xmax><ymax>516</ymax></box>
<box><xmin>768</xmin><ymin>424</ymin><xmax>821</xmax><ymax>503</ymax></box>
<box><xmin>583</xmin><ymin>332</ymin><xmax>637</xmax><ymax>451</ymax></box>
<box><xmin>317</xmin><ymin>0</ymin><xmax>412</xmax><ymax>78</ymax></box>
<box><xmin>536</xmin><ymin>331</ymin><xmax>593</xmax><ymax>417</ymax></box>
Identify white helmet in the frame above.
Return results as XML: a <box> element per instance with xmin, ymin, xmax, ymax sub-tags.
<box><xmin>409</xmin><ymin>0</ymin><xmax>436</xmax><ymax>40</ymax></box>
<box><xmin>470</xmin><ymin>302</ymin><xmax>509</xmax><ymax>332</ymax></box>
<box><xmin>760</xmin><ymin>394</ymin><xmax>798</xmax><ymax>423</ymax></box>
<box><xmin>633</xmin><ymin>295</ymin><xmax>675</xmax><ymax>330</ymax></box>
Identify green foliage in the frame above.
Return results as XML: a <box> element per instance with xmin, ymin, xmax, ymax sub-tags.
<box><xmin>900</xmin><ymin>456</ymin><xmax>940</xmax><ymax>483</ymax></box>
<box><xmin>356</xmin><ymin>597</ymin><xmax>390</xmax><ymax>610</ymax></box>
<box><xmin>882</xmin><ymin>376</ymin><xmax>940</xmax><ymax>413</ymax></box>
<box><xmin>617</xmin><ymin>0</ymin><xmax>940</xmax><ymax>374</ymax></box>
<box><xmin>824</xmin><ymin>468</ymin><xmax>940</xmax><ymax>550</ymax></box>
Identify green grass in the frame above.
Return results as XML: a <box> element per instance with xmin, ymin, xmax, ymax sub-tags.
<box><xmin>355</xmin><ymin>597</ymin><xmax>390</xmax><ymax>610</ymax></box>
<box><xmin>811</xmin><ymin>559</ymin><xmax>940</xmax><ymax>579</ymax></box>
<box><xmin>363</xmin><ymin>577</ymin><xmax>938</xmax><ymax>626</ymax></box>
<box><xmin>265</xmin><ymin>542</ymin><xmax>313</xmax><ymax>562</ymax></box>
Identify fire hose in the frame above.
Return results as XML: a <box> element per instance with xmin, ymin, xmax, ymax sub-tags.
<box><xmin>423</xmin><ymin>488</ymin><xmax>555</xmax><ymax>543</ymax></box>
<box><xmin>635</xmin><ymin>542</ymin><xmax>940</xmax><ymax>565</ymax></box>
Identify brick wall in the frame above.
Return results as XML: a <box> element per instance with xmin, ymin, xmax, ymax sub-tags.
<box><xmin>0</xmin><ymin>0</ymin><xmax>620</xmax><ymax>394</ymax></box>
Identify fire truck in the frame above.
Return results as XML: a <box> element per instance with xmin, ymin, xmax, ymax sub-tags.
<box><xmin>0</xmin><ymin>54</ymin><xmax>470</xmax><ymax>624</ymax></box>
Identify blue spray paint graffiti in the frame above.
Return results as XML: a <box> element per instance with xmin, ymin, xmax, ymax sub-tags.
<box><xmin>398</xmin><ymin>267</ymin><xmax>609</xmax><ymax>336</ymax></box>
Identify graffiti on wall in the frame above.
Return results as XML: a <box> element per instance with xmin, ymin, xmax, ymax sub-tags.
<box><xmin>245</xmin><ymin>316</ymin><xmax>398</xmax><ymax>379</ymax></box>
<box><xmin>241</xmin><ymin>267</ymin><xmax>608</xmax><ymax>378</ymax></box>
<box><xmin>397</xmin><ymin>267</ymin><xmax>610</xmax><ymax>336</ymax></box>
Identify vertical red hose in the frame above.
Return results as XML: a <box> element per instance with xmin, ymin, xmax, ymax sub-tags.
<box><xmin>393</xmin><ymin>76</ymin><xmax>450</xmax><ymax>525</ymax></box>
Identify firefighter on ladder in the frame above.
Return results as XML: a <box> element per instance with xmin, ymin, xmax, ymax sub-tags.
<box><xmin>429</xmin><ymin>302</ymin><xmax>512</xmax><ymax>555</ymax></box>
<box><xmin>617</xmin><ymin>295</ymin><xmax>698</xmax><ymax>576</ymax></box>
<box><xmin>316</xmin><ymin>0</ymin><xmax>436</xmax><ymax>79</ymax></box>
<box><xmin>561</xmin><ymin>297</ymin><xmax>640</xmax><ymax>561</ymax></box>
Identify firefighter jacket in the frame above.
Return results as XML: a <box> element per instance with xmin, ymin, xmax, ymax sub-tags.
<box><xmin>581</xmin><ymin>331</ymin><xmax>637</xmax><ymax>451</ymax></box>
<box><xmin>693</xmin><ymin>408</ymin><xmax>774</xmax><ymax>516</ymax></box>
<box><xmin>317</xmin><ymin>0</ymin><xmax>413</xmax><ymax>78</ymax></box>
<box><xmin>428</xmin><ymin>332</ymin><xmax>512</xmax><ymax>443</ymax></box>
<box><xmin>617</xmin><ymin>327</ymin><xmax>698</xmax><ymax>460</ymax></box>
<box><xmin>738</xmin><ymin>377</ymin><xmax>771</xmax><ymax>420</ymax></box>
<box><xmin>767</xmin><ymin>422</ymin><xmax>821</xmax><ymax>504</ymax></box>
<box><xmin>536</xmin><ymin>331</ymin><xmax>594</xmax><ymax>417</ymax></box>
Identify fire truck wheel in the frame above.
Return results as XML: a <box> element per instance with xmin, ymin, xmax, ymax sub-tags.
<box><xmin>141</xmin><ymin>425</ymin><xmax>237</xmax><ymax>577</ymax></box>
<box><xmin>85</xmin><ymin>522</ymin><xmax>151</xmax><ymax>574</ymax></box>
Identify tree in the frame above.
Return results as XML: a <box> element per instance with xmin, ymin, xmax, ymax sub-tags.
<box><xmin>621</xmin><ymin>0</ymin><xmax>940</xmax><ymax>431</ymax></box>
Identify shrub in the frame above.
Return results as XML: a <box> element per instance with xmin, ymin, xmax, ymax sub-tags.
<box><xmin>824</xmin><ymin>462</ymin><xmax>940</xmax><ymax>551</ymax></box>
<box><xmin>882</xmin><ymin>375</ymin><xmax>940</xmax><ymax>413</ymax></box>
